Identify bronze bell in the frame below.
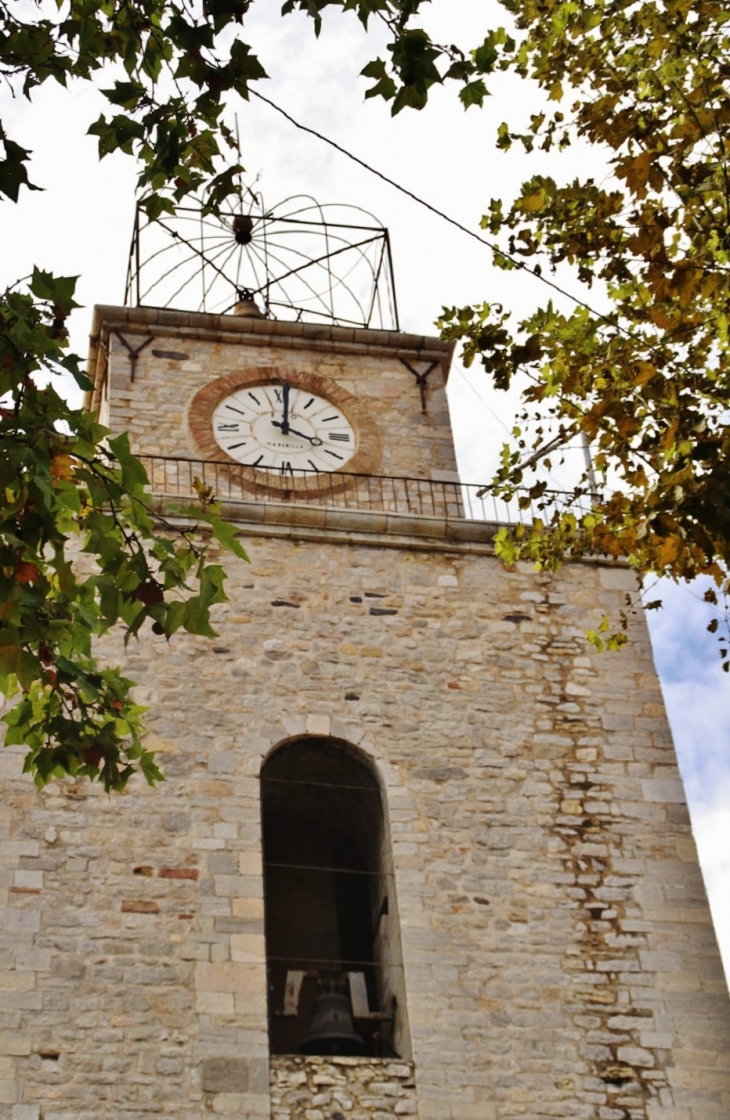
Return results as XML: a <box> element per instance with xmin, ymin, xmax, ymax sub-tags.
<box><xmin>299</xmin><ymin>979</ymin><xmax>365</xmax><ymax>1056</ymax></box>
<box><xmin>232</xmin><ymin>214</ymin><xmax>254</xmax><ymax>245</ymax></box>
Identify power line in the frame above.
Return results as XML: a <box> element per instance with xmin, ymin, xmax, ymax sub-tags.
<box><xmin>453</xmin><ymin>365</ymin><xmax>512</xmax><ymax>435</ymax></box>
<box><xmin>249</xmin><ymin>88</ymin><xmax>729</xmax><ymax>400</ymax></box>
<box><xmin>249</xmin><ymin>85</ymin><xmax>730</xmax><ymax>421</ymax></box>
<box><xmin>250</xmin><ymin>89</ymin><xmax>624</xmax><ymax>335</ymax></box>
<box><xmin>250</xmin><ymin>87</ymin><xmax>590</xmax><ymax>480</ymax></box>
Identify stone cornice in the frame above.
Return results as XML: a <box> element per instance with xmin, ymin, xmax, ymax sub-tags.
<box><xmin>149</xmin><ymin>496</ymin><xmax>625</xmax><ymax>567</ymax></box>
<box><xmin>86</xmin><ymin>304</ymin><xmax>455</xmax><ymax>417</ymax></box>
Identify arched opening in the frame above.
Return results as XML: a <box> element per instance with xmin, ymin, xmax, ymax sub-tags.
<box><xmin>260</xmin><ymin>736</ymin><xmax>408</xmax><ymax>1058</ymax></box>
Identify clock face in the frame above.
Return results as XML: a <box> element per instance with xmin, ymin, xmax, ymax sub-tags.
<box><xmin>211</xmin><ymin>382</ymin><xmax>357</xmax><ymax>473</ymax></box>
<box><xmin>188</xmin><ymin>366</ymin><xmax>382</xmax><ymax>486</ymax></box>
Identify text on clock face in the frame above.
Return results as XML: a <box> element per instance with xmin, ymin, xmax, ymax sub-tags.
<box><xmin>211</xmin><ymin>381</ymin><xmax>357</xmax><ymax>471</ymax></box>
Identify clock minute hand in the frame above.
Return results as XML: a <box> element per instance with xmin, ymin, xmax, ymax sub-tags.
<box><xmin>271</xmin><ymin>420</ymin><xmax>323</xmax><ymax>446</ymax></box>
<box><xmin>281</xmin><ymin>381</ymin><xmax>290</xmax><ymax>435</ymax></box>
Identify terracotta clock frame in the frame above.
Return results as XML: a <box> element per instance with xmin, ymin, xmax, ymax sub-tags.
<box><xmin>187</xmin><ymin>366</ymin><xmax>382</xmax><ymax>495</ymax></box>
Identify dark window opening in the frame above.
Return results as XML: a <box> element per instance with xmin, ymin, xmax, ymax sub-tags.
<box><xmin>261</xmin><ymin>737</ymin><xmax>407</xmax><ymax>1058</ymax></box>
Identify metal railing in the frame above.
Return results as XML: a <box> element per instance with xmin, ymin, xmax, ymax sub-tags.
<box><xmin>139</xmin><ymin>455</ymin><xmax>597</xmax><ymax>528</ymax></box>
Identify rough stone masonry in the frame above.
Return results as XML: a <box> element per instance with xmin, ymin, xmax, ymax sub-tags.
<box><xmin>1</xmin><ymin>308</ymin><xmax>729</xmax><ymax>1120</ymax></box>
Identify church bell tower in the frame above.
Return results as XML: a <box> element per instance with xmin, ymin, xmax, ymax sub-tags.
<box><xmin>1</xmin><ymin>197</ymin><xmax>729</xmax><ymax>1120</ymax></box>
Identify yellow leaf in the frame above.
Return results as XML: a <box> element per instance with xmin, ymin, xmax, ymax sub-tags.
<box><xmin>50</xmin><ymin>454</ymin><xmax>76</xmax><ymax>482</ymax></box>
<box><xmin>648</xmin><ymin>306</ymin><xmax>675</xmax><ymax>331</ymax></box>
<box><xmin>521</xmin><ymin>189</ymin><xmax>547</xmax><ymax>212</ymax></box>
<box><xmin>624</xmin><ymin>150</ymin><xmax>653</xmax><ymax>194</ymax></box>
<box><xmin>633</xmin><ymin>362</ymin><xmax>656</xmax><ymax>387</ymax></box>
<box><xmin>653</xmin><ymin>536</ymin><xmax>681</xmax><ymax>568</ymax></box>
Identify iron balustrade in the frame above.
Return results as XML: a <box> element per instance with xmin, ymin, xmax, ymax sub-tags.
<box><xmin>138</xmin><ymin>454</ymin><xmax>596</xmax><ymax>527</ymax></box>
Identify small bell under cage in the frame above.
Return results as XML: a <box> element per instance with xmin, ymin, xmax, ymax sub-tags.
<box><xmin>232</xmin><ymin>287</ymin><xmax>264</xmax><ymax>318</ymax></box>
<box><xmin>299</xmin><ymin>976</ymin><xmax>366</xmax><ymax>1057</ymax></box>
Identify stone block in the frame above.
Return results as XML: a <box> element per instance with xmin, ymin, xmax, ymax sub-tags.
<box><xmin>1</xmin><ymin>842</ymin><xmax>39</xmax><ymax>860</ymax></box>
<box><xmin>202</xmin><ymin>1058</ymin><xmax>252</xmax><ymax>1094</ymax></box>
<box><xmin>209</xmin><ymin>750</ymin><xmax>237</xmax><ymax>774</ymax></box>
<box><xmin>159</xmin><ymin>866</ymin><xmax>199</xmax><ymax>880</ymax></box>
<box><xmin>13</xmin><ymin>872</ymin><xmax>42</xmax><ymax>891</ymax></box>
<box><xmin>195</xmin><ymin>961</ymin><xmax>265</xmax><ymax>995</ymax></box>
<box><xmin>52</xmin><ymin>956</ymin><xmax>86</xmax><ymax>980</ymax></box>
<box><xmin>0</xmin><ymin>973</ymin><xmax>35</xmax><ymax>991</ymax></box>
<box><xmin>642</xmin><ymin>779</ymin><xmax>686</xmax><ymax>804</ymax></box>
<box><xmin>196</xmin><ymin>991</ymin><xmax>234</xmax><ymax>1016</ymax></box>
<box><xmin>0</xmin><ymin>1079</ymin><xmax>17</xmax><ymax>1105</ymax></box>
<box><xmin>640</xmin><ymin>951</ymin><xmax>683</xmax><ymax>973</ymax></box>
<box><xmin>2</xmin><ymin>910</ymin><xmax>40</xmax><ymax>933</ymax></box>
<box><xmin>232</xmin><ymin>992</ymin><xmax>267</xmax><ymax>1018</ymax></box>
<box><xmin>306</xmin><ymin>715</ymin><xmax>331</xmax><ymax>737</ymax></box>
<box><xmin>230</xmin><ymin>934</ymin><xmax>266</xmax><ymax>963</ymax></box>
<box><xmin>209</xmin><ymin>1090</ymin><xmax>270</xmax><ymax>1116</ymax></box>
<box><xmin>238</xmin><ymin>851</ymin><xmax>263</xmax><ymax>876</ymax></box>
<box><xmin>232</xmin><ymin>897</ymin><xmax>265</xmax><ymax>920</ymax></box>
<box><xmin>617</xmin><ymin>1045</ymin><xmax>655</xmax><ymax>1067</ymax></box>
<box><xmin>598</xmin><ymin>566</ymin><xmax>635</xmax><ymax>591</ymax></box>
<box><xmin>0</xmin><ymin>1035</ymin><xmax>31</xmax><ymax>1057</ymax></box>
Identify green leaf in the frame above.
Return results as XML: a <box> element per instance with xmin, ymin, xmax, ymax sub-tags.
<box><xmin>28</xmin><ymin>269</ymin><xmax>79</xmax><ymax>312</ymax></box>
<box><xmin>0</xmin><ymin>642</ymin><xmax>38</xmax><ymax>689</ymax></box>
<box><xmin>198</xmin><ymin>563</ymin><xmax>227</xmax><ymax>608</ymax></box>
<box><xmin>0</xmin><ymin>134</ymin><xmax>42</xmax><ymax>201</ymax></box>
<box><xmin>210</xmin><ymin>517</ymin><xmax>249</xmax><ymax>560</ymax></box>
<box><xmin>107</xmin><ymin>432</ymin><xmax>150</xmax><ymax>492</ymax></box>
<box><xmin>181</xmin><ymin>596</ymin><xmax>217</xmax><ymax>637</ymax></box>
<box><xmin>101</xmin><ymin>80</ymin><xmax>146</xmax><ymax>109</ymax></box>
<box><xmin>459</xmin><ymin>79</ymin><xmax>488</xmax><ymax>109</ymax></box>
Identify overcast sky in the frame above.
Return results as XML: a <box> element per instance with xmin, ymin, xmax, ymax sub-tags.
<box><xmin>2</xmin><ymin>0</ymin><xmax>727</xmax><ymax>980</ymax></box>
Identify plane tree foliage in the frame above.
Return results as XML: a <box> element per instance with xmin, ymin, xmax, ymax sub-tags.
<box><xmin>0</xmin><ymin>0</ymin><xmax>728</xmax><ymax>791</ymax></box>
<box><xmin>0</xmin><ymin>269</ymin><xmax>248</xmax><ymax>790</ymax></box>
<box><xmin>434</xmin><ymin>0</ymin><xmax>730</xmax><ymax>662</ymax></box>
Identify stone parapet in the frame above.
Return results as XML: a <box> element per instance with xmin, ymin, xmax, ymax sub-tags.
<box><xmin>150</xmin><ymin>498</ymin><xmax>498</xmax><ymax>553</ymax></box>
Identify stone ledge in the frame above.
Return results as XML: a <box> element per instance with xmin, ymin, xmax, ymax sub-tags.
<box><xmin>151</xmin><ymin>496</ymin><xmax>499</xmax><ymax>555</ymax></box>
<box><xmin>151</xmin><ymin>497</ymin><xmax>632</xmax><ymax>570</ymax></box>
<box><xmin>91</xmin><ymin>303</ymin><xmax>451</xmax><ymax>361</ymax></box>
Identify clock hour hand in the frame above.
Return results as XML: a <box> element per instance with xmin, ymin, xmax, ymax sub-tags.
<box><xmin>271</xmin><ymin>420</ymin><xmax>323</xmax><ymax>446</ymax></box>
<box><xmin>281</xmin><ymin>381</ymin><xmax>290</xmax><ymax>435</ymax></box>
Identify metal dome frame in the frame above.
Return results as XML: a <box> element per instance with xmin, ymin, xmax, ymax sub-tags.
<box><xmin>124</xmin><ymin>190</ymin><xmax>400</xmax><ymax>331</ymax></box>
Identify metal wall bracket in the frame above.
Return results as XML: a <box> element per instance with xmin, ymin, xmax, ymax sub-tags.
<box><xmin>112</xmin><ymin>330</ymin><xmax>154</xmax><ymax>382</ymax></box>
<box><xmin>399</xmin><ymin>358</ymin><xmax>439</xmax><ymax>412</ymax></box>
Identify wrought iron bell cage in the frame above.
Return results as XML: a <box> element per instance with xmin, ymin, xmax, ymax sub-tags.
<box><xmin>124</xmin><ymin>191</ymin><xmax>400</xmax><ymax>331</ymax></box>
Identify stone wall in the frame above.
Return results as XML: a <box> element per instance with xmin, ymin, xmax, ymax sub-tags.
<box><xmin>269</xmin><ymin>1056</ymin><xmax>417</xmax><ymax>1120</ymax></box>
<box><xmin>2</xmin><ymin>527</ymin><xmax>730</xmax><ymax>1120</ymax></box>
<box><xmin>2</xmin><ymin>309</ymin><xmax>729</xmax><ymax>1119</ymax></box>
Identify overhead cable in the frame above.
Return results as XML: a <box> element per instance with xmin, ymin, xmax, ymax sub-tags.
<box><xmin>250</xmin><ymin>89</ymin><xmax>622</xmax><ymax>333</ymax></box>
<box><xmin>249</xmin><ymin>89</ymin><xmax>723</xmax><ymax>403</ymax></box>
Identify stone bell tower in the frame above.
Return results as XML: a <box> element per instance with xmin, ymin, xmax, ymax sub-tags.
<box><xmin>1</xmin><ymin>199</ymin><xmax>729</xmax><ymax>1120</ymax></box>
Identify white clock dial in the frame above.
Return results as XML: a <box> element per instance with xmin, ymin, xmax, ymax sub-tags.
<box><xmin>211</xmin><ymin>382</ymin><xmax>357</xmax><ymax>473</ymax></box>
